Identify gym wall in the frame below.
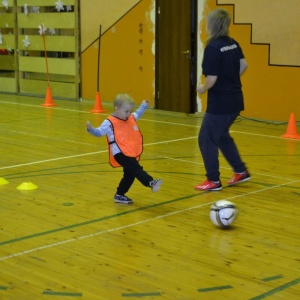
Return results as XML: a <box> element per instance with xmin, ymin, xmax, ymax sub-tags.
<box><xmin>81</xmin><ymin>0</ymin><xmax>154</xmax><ymax>105</ymax></box>
<box><xmin>81</xmin><ymin>0</ymin><xmax>300</xmax><ymax>121</ymax></box>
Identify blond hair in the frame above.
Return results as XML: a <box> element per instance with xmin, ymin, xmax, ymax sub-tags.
<box><xmin>206</xmin><ymin>9</ymin><xmax>231</xmax><ymax>42</ymax></box>
<box><xmin>114</xmin><ymin>94</ymin><xmax>135</xmax><ymax>108</ymax></box>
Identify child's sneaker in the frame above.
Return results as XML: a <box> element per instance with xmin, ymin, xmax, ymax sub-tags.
<box><xmin>194</xmin><ymin>179</ymin><xmax>222</xmax><ymax>191</ymax></box>
<box><xmin>228</xmin><ymin>171</ymin><xmax>251</xmax><ymax>185</ymax></box>
<box><xmin>114</xmin><ymin>194</ymin><xmax>133</xmax><ymax>204</ymax></box>
<box><xmin>150</xmin><ymin>179</ymin><xmax>162</xmax><ymax>192</ymax></box>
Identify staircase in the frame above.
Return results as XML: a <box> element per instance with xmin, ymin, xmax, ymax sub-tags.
<box><xmin>218</xmin><ymin>0</ymin><xmax>300</xmax><ymax>66</ymax></box>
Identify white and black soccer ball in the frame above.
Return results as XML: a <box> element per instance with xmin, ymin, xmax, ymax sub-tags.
<box><xmin>210</xmin><ymin>200</ymin><xmax>238</xmax><ymax>228</ymax></box>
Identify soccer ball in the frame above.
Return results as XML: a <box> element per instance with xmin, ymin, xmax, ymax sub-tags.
<box><xmin>210</xmin><ymin>200</ymin><xmax>237</xmax><ymax>228</ymax></box>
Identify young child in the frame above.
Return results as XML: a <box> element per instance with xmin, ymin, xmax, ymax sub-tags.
<box><xmin>87</xmin><ymin>94</ymin><xmax>162</xmax><ymax>204</ymax></box>
<box><xmin>194</xmin><ymin>8</ymin><xmax>250</xmax><ymax>191</ymax></box>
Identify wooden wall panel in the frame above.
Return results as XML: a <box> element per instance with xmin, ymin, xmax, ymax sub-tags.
<box><xmin>19</xmin><ymin>57</ymin><xmax>76</xmax><ymax>75</ymax></box>
<box><xmin>0</xmin><ymin>56</ymin><xmax>15</xmax><ymax>70</ymax></box>
<box><xmin>19</xmin><ymin>79</ymin><xmax>76</xmax><ymax>98</ymax></box>
<box><xmin>18</xmin><ymin>13</ymin><xmax>75</xmax><ymax>29</ymax></box>
<box><xmin>0</xmin><ymin>14</ymin><xmax>14</xmax><ymax>26</ymax></box>
<box><xmin>18</xmin><ymin>0</ymin><xmax>74</xmax><ymax>6</ymax></box>
<box><xmin>0</xmin><ymin>78</ymin><xmax>16</xmax><ymax>92</ymax></box>
<box><xmin>18</xmin><ymin>35</ymin><xmax>75</xmax><ymax>52</ymax></box>
<box><xmin>1</xmin><ymin>0</ymin><xmax>13</xmax><ymax>7</ymax></box>
<box><xmin>1</xmin><ymin>35</ymin><xmax>16</xmax><ymax>48</ymax></box>
<box><xmin>0</xmin><ymin>0</ymin><xmax>16</xmax><ymax>94</ymax></box>
<box><xmin>0</xmin><ymin>0</ymin><xmax>79</xmax><ymax>100</ymax></box>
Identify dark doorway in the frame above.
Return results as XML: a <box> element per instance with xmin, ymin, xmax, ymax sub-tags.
<box><xmin>155</xmin><ymin>0</ymin><xmax>198</xmax><ymax>113</ymax></box>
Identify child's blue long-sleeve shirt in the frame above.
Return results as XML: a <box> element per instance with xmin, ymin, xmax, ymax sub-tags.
<box><xmin>87</xmin><ymin>102</ymin><xmax>148</xmax><ymax>156</ymax></box>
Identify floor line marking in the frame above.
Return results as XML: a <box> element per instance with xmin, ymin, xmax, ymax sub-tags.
<box><xmin>122</xmin><ymin>292</ymin><xmax>161</xmax><ymax>297</ymax></box>
<box><xmin>0</xmin><ymin>150</ymin><xmax>107</xmax><ymax>170</ymax></box>
<box><xmin>160</xmin><ymin>156</ymin><xmax>299</xmax><ymax>181</ymax></box>
<box><xmin>198</xmin><ymin>285</ymin><xmax>233</xmax><ymax>292</ymax></box>
<box><xmin>0</xmin><ymin>100</ymin><xmax>94</xmax><ymax>114</ymax></box>
<box><xmin>42</xmin><ymin>291</ymin><xmax>83</xmax><ymax>296</ymax></box>
<box><xmin>0</xmin><ymin>135</ymin><xmax>297</xmax><ymax>182</ymax></box>
<box><xmin>230</xmin><ymin>130</ymin><xmax>292</xmax><ymax>140</ymax></box>
<box><xmin>0</xmin><ymin>128</ymin><xmax>96</xmax><ymax>147</ymax></box>
<box><xmin>0</xmin><ymin>180</ymin><xmax>297</xmax><ymax>262</ymax></box>
<box><xmin>1</xmin><ymin>100</ymin><xmax>291</xmax><ymax>139</ymax></box>
<box><xmin>0</xmin><ymin>137</ymin><xmax>197</xmax><ymax>171</ymax></box>
<box><xmin>260</xmin><ymin>275</ymin><xmax>284</xmax><ymax>282</ymax></box>
<box><xmin>250</xmin><ymin>278</ymin><xmax>300</xmax><ymax>300</ymax></box>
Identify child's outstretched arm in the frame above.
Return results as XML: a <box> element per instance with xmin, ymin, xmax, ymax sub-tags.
<box><xmin>86</xmin><ymin>120</ymin><xmax>104</xmax><ymax>137</ymax></box>
<box><xmin>86</xmin><ymin>121</ymin><xmax>93</xmax><ymax>132</ymax></box>
<box><xmin>142</xmin><ymin>99</ymin><xmax>150</xmax><ymax>106</ymax></box>
<box><xmin>133</xmin><ymin>100</ymin><xmax>149</xmax><ymax>120</ymax></box>
<box><xmin>86</xmin><ymin>120</ymin><xmax>110</xmax><ymax>137</ymax></box>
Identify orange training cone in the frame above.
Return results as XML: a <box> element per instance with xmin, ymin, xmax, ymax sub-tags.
<box><xmin>91</xmin><ymin>91</ymin><xmax>106</xmax><ymax>113</ymax></box>
<box><xmin>41</xmin><ymin>86</ymin><xmax>57</xmax><ymax>107</ymax></box>
<box><xmin>281</xmin><ymin>113</ymin><xmax>300</xmax><ymax>140</ymax></box>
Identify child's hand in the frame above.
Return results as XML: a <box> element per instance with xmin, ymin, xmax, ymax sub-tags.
<box><xmin>86</xmin><ymin>121</ymin><xmax>93</xmax><ymax>131</ymax></box>
<box><xmin>143</xmin><ymin>100</ymin><xmax>150</xmax><ymax>106</ymax></box>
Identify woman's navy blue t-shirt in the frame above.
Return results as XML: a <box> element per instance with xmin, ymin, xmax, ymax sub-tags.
<box><xmin>202</xmin><ymin>36</ymin><xmax>245</xmax><ymax>114</ymax></box>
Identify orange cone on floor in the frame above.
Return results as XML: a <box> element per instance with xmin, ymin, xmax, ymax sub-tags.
<box><xmin>281</xmin><ymin>113</ymin><xmax>300</xmax><ymax>140</ymax></box>
<box><xmin>41</xmin><ymin>86</ymin><xmax>57</xmax><ymax>107</ymax></box>
<box><xmin>91</xmin><ymin>92</ymin><xmax>106</xmax><ymax>113</ymax></box>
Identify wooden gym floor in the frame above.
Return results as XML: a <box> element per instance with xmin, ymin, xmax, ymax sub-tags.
<box><xmin>0</xmin><ymin>94</ymin><xmax>299</xmax><ymax>300</ymax></box>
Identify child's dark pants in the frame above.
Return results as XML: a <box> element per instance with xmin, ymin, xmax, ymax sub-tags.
<box><xmin>114</xmin><ymin>152</ymin><xmax>153</xmax><ymax>195</ymax></box>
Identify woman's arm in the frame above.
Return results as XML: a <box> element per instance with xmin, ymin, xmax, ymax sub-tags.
<box><xmin>240</xmin><ymin>58</ymin><xmax>248</xmax><ymax>75</ymax></box>
<box><xmin>196</xmin><ymin>75</ymin><xmax>218</xmax><ymax>94</ymax></box>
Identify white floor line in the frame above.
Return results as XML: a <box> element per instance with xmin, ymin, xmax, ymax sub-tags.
<box><xmin>230</xmin><ymin>130</ymin><xmax>299</xmax><ymax>140</ymax></box>
<box><xmin>0</xmin><ymin>180</ymin><xmax>298</xmax><ymax>262</ymax></box>
<box><xmin>0</xmin><ymin>137</ymin><xmax>197</xmax><ymax>171</ymax></box>
<box><xmin>0</xmin><ymin>128</ymin><xmax>96</xmax><ymax>147</ymax></box>
<box><xmin>1</xmin><ymin>99</ymin><xmax>290</xmax><ymax>139</ymax></box>
<box><xmin>161</xmin><ymin>156</ymin><xmax>298</xmax><ymax>181</ymax></box>
<box><xmin>0</xmin><ymin>100</ymin><xmax>97</xmax><ymax>114</ymax></box>
<box><xmin>0</xmin><ymin>150</ymin><xmax>107</xmax><ymax>170</ymax></box>
<box><xmin>0</xmin><ymin>134</ymin><xmax>296</xmax><ymax>182</ymax></box>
